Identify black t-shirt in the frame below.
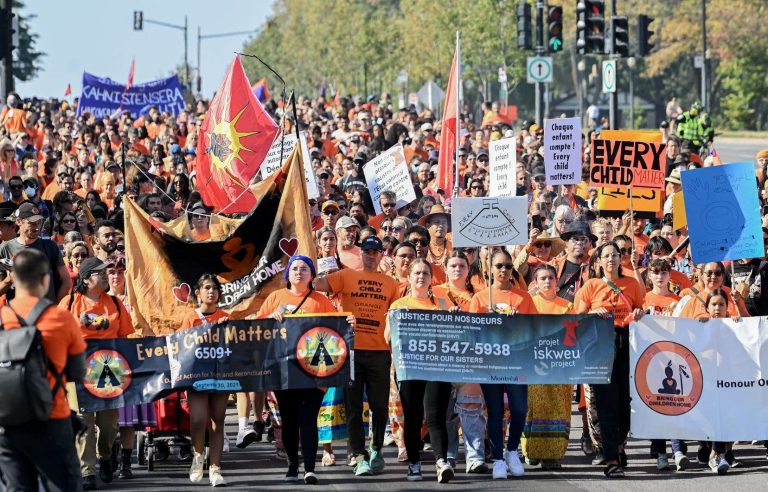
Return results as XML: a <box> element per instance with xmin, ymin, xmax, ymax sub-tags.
<box><xmin>558</xmin><ymin>260</ymin><xmax>582</xmax><ymax>302</ymax></box>
<box><xmin>731</xmin><ymin>259</ymin><xmax>768</xmax><ymax>316</ymax></box>
<box><xmin>0</xmin><ymin>237</ymin><xmax>64</xmax><ymax>301</ymax></box>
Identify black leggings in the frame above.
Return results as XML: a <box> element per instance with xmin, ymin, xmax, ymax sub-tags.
<box><xmin>593</xmin><ymin>329</ymin><xmax>630</xmax><ymax>462</ymax></box>
<box><xmin>274</xmin><ymin>389</ymin><xmax>324</xmax><ymax>473</ymax></box>
<box><xmin>399</xmin><ymin>380</ymin><xmax>452</xmax><ymax>464</ymax></box>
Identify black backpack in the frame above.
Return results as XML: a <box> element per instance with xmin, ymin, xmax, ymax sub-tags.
<box><xmin>0</xmin><ymin>298</ymin><xmax>58</xmax><ymax>426</ymax></box>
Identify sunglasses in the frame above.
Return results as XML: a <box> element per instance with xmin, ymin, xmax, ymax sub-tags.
<box><xmin>71</xmin><ymin>253</ymin><xmax>89</xmax><ymax>259</ymax></box>
<box><xmin>116</xmin><ymin>245</ymin><xmax>125</xmax><ymax>252</ymax></box>
<box><xmin>9</xmin><ymin>185</ymin><xmax>23</xmax><ymax>190</ymax></box>
<box><xmin>619</xmin><ymin>247</ymin><xmax>632</xmax><ymax>255</ymax></box>
<box><xmin>534</xmin><ymin>176</ymin><xmax>546</xmax><ymax>183</ymax></box>
<box><xmin>410</xmin><ymin>238</ymin><xmax>428</xmax><ymax>247</ymax></box>
<box><xmin>322</xmin><ymin>209</ymin><xmax>339</xmax><ymax>216</ymax></box>
<box><xmin>533</xmin><ymin>241</ymin><xmax>552</xmax><ymax>248</ymax></box>
<box><xmin>383</xmin><ymin>225</ymin><xmax>404</xmax><ymax>232</ymax></box>
<box><xmin>381</xmin><ymin>202</ymin><xmax>396</xmax><ymax>209</ymax></box>
<box><xmin>702</xmin><ymin>270</ymin><xmax>723</xmax><ymax>277</ymax></box>
<box><xmin>471</xmin><ymin>185</ymin><xmax>483</xmax><ymax>190</ymax></box>
<box><xmin>61</xmin><ymin>219</ymin><xmax>76</xmax><ymax>224</ymax></box>
<box><xmin>494</xmin><ymin>263</ymin><xmax>514</xmax><ymax>270</ymax></box>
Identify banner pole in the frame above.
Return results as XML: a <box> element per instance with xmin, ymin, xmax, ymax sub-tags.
<box><xmin>629</xmin><ymin>191</ymin><xmax>635</xmax><ymax>252</ymax></box>
<box><xmin>453</xmin><ymin>31</ymin><xmax>461</xmax><ymax>199</ymax></box>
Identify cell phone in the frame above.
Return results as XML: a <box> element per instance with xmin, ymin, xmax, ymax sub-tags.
<box><xmin>531</xmin><ymin>214</ymin><xmax>544</xmax><ymax>231</ymax></box>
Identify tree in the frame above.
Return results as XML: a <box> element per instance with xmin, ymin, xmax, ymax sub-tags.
<box><xmin>12</xmin><ymin>1</ymin><xmax>45</xmax><ymax>82</ymax></box>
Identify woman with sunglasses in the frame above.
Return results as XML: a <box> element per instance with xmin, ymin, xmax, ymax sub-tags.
<box><xmin>468</xmin><ymin>178</ymin><xmax>485</xmax><ymax>198</ymax></box>
<box><xmin>384</xmin><ymin>259</ymin><xmax>457</xmax><ymax>483</ymax></box>
<box><xmin>65</xmin><ymin>241</ymin><xmax>90</xmax><ymax>284</ymax></box>
<box><xmin>674</xmin><ymin>261</ymin><xmax>747</xmax><ymax>318</ymax></box>
<box><xmin>549</xmin><ymin>205</ymin><xmax>575</xmax><ymax>239</ymax></box>
<box><xmin>521</xmin><ymin>264</ymin><xmax>572</xmax><ymax>470</ymax></box>
<box><xmin>573</xmin><ymin>241</ymin><xmax>645</xmax><ymax>478</ymax></box>
<box><xmin>514</xmin><ymin>226</ymin><xmax>566</xmax><ymax>285</ymax></box>
<box><xmin>469</xmin><ymin>249</ymin><xmax>538</xmax><ymax>480</ymax></box>
<box><xmin>613</xmin><ymin>234</ymin><xmax>646</xmax><ymax>296</ymax></box>
<box><xmin>52</xmin><ymin>211</ymin><xmax>79</xmax><ymax>245</ymax></box>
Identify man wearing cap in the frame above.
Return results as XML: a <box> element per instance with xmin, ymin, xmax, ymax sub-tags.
<box><xmin>321</xmin><ymin>200</ymin><xmax>341</xmax><ymax>229</ymax></box>
<box><xmin>336</xmin><ymin>216</ymin><xmax>362</xmax><ymax>270</ymax></box>
<box><xmin>0</xmin><ymin>202</ymin><xmax>70</xmax><ymax>302</ymax></box>
<box><xmin>314</xmin><ymin>236</ymin><xmax>399</xmax><ymax>476</ymax></box>
<box><xmin>316</xmin><ymin>170</ymin><xmax>333</xmax><ymax>197</ymax></box>
<box><xmin>552</xmin><ymin>221</ymin><xmax>594</xmax><ymax>302</ymax></box>
<box><xmin>20</xmin><ymin>177</ymin><xmax>53</xmax><ymax>223</ymax></box>
<box><xmin>663</xmin><ymin>167</ymin><xmax>683</xmax><ymax>215</ymax></box>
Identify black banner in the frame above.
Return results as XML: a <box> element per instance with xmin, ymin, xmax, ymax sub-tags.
<box><xmin>74</xmin><ymin>316</ymin><xmax>353</xmax><ymax>412</ymax></box>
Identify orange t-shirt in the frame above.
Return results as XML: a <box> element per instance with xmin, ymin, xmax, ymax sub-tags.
<box><xmin>573</xmin><ymin>277</ymin><xmax>644</xmax><ymax>327</ymax></box>
<box><xmin>469</xmin><ymin>286</ymin><xmax>539</xmax><ymax>315</ymax></box>
<box><xmin>532</xmin><ymin>294</ymin><xmax>572</xmax><ymax>315</ymax></box>
<box><xmin>676</xmin><ymin>285</ymin><xmax>742</xmax><ymax>318</ymax></box>
<box><xmin>326</xmin><ymin>269</ymin><xmax>399</xmax><ymax>350</ymax></box>
<box><xmin>338</xmin><ymin>246</ymin><xmax>364</xmax><ymax>271</ymax></box>
<box><xmin>190</xmin><ymin>229</ymin><xmax>211</xmax><ymax>242</ymax></box>
<box><xmin>643</xmin><ymin>291</ymin><xmax>680</xmax><ymax>315</ymax></box>
<box><xmin>179</xmin><ymin>308</ymin><xmax>228</xmax><ymax>330</ymax></box>
<box><xmin>256</xmin><ymin>289</ymin><xmax>337</xmax><ymax>317</ymax></box>
<box><xmin>3</xmin><ymin>297</ymin><xmax>86</xmax><ymax>419</ymax></box>
<box><xmin>58</xmin><ymin>292</ymin><xmax>134</xmax><ymax>339</ymax></box>
<box><xmin>432</xmin><ymin>283</ymin><xmax>473</xmax><ymax>311</ymax></box>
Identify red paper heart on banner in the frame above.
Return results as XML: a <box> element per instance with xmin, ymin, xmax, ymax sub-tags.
<box><xmin>279</xmin><ymin>237</ymin><xmax>298</xmax><ymax>256</ymax></box>
<box><xmin>173</xmin><ymin>283</ymin><xmax>191</xmax><ymax>303</ymax></box>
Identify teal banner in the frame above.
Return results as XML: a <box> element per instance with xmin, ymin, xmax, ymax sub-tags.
<box><xmin>388</xmin><ymin>310</ymin><xmax>615</xmax><ymax>384</ymax></box>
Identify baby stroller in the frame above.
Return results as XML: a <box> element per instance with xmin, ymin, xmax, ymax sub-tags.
<box><xmin>136</xmin><ymin>391</ymin><xmax>193</xmax><ymax>471</ymax></box>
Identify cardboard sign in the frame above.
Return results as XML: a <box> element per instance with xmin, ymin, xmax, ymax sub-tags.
<box><xmin>681</xmin><ymin>162</ymin><xmax>762</xmax><ymax>263</ymax></box>
<box><xmin>298</xmin><ymin>132</ymin><xmax>320</xmax><ymax>199</ymax></box>
<box><xmin>260</xmin><ymin>132</ymin><xmax>298</xmax><ymax>178</ymax></box>
<box><xmin>544</xmin><ymin>117</ymin><xmax>581</xmax><ymax>185</ymax></box>
<box><xmin>672</xmin><ymin>192</ymin><xmax>687</xmax><ymax>230</ymax></box>
<box><xmin>451</xmin><ymin>197</ymin><xmax>528</xmax><ymax>247</ymax></box>
<box><xmin>488</xmin><ymin>137</ymin><xmax>516</xmax><ymax>197</ymax></box>
<box><xmin>363</xmin><ymin>144</ymin><xmax>417</xmax><ymax>215</ymax></box>
<box><xmin>596</xmin><ymin>187</ymin><xmax>663</xmax><ymax>219</ymax></box>
<box><xmin>590</xmin><ymin>139</ymin><xmax>666</xmax><ymax>189</ymax></box>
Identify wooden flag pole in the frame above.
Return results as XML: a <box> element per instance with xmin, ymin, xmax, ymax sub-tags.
<box><xmin>453</xmin><ymin>31</ymin><xmax>461</xmax><ymax>198</ymax></box>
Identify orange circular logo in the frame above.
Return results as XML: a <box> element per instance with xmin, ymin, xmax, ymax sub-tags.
<box><xmin>83</xmin><ymin>350</ymin><xmax>132</xmax><ymax>398</ymax></box>
<box><xmin>635</xmin><ymin>341</ymin><xmax>703</xmax><ymax>416</ymax></box>
<box><xmin>296</xmin><ymin>327</ymin><xmax>347</xmax><ymax>378</ymax></box>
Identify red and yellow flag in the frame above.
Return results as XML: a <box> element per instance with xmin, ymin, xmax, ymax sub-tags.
<box><xmin>196</xmin><ymin>56</ymin><xmax>279</xmax><ymax>213</ymax></box>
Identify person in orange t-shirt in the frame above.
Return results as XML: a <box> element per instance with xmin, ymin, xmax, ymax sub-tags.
<box><xmin>178</xmin><ymin>274</ymin><xmax>230</xmax><ymax>486</ymax></box>
<box><xmin>433</xmin><ymin>250</ymin><xmax>474</xmax><ymax>311</ymax></box>
<box><xmin>673</xmin><ymin>261</ymin><xmax>747</xmax><ymax>319</ymax></box>
<box><xmin>257</xmin><ymin>255</ymin><xmax>352</xmax><ymax>484</ymax></box>
<box><xmin>468</xmin><ymin>249</ymin><xmax>537</xmax><ymax>478</ymax></box>
<box><xmin>573</xmin><ymin>241</ymin><xmax>645</xmax><ymax>478</ymax></box>
<box><xmin>643</xmin><ymin>258</ymin><xmax>681</xmax><ymax>315</ymax></box>
<box><xmin>58</xmin><ymin>256</ymin><xmax>132</xmax><ymax>487</ymax></box>
<box><xmin>0</xmin><ymin>250</ymin><xmax>85</xmax><ymax>491</ymax></box>
<box><xmin>186</xmin><ymin>202</ymin><xmax>212</xmax><ymax>242</ymax></box>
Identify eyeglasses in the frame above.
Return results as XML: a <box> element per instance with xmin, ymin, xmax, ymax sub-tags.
<box><xmin>702</xmin><ymin>270</ymin><xmax>723</xmax><ymax>277</ymax></box>
<box><xmin>494</xmin><ymin>263</ymin><xmax>514</xmax><ymax>270</ymax></box>
<box><xmin>533</xmin><ymin>241</ymin><xmax>552</xmax><ymax>248</ymax></box>
<box><xmin>116</xmin><ymin>245</ymin><xmax>125</xmax><ymax>252</ymax></box>
<box><xmin>409</xmin><ymin>238</ymin><xmax>428</xmax><ymax>247</ymax></box>
<box><xmin>619</xmin><ymin>247</ymin><xmax>632</xmax><ymax>255</ymax></box>
<box><xmin>601</xmin><ymin>253</ymin><xmax>621</xmax><ymax>260</ymax></box>
<box><xmin>322</xmin><ymin>209</ymin><xmax>339</xmax><ymax>216</ymax></box>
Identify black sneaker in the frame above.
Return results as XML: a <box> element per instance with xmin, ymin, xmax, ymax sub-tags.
<box><xmin>98</xmin><ymin>458</ymin><xmax>113</xmax><ymax>483</ymax></box>
<box><xmin>697</xmin><ymin>445</ymin><xmax>711</xmax><ymax>464</ymax></box>
<box><xmin>82</xmin><ymin>475</ymin><xmax>98</xmax><ymax>490</ymax></box>
<box><xmin>253</xmin><ymin>420</ymin><xmax>266</xmax><ymax>442</ymax></box>
<box><xmin>267</xmin><ymin>425</ymin><xmax>276</xmax><ymax>443</ymax></box>
<box><xmin>591</xmin><ymin>447</ymin><xmax>605</xmax><ymax>466</ymax></box>
<box><xmin>725</xmin><ymin>450</ymin><xmax>742</xmax><ymax>468</ymax></box>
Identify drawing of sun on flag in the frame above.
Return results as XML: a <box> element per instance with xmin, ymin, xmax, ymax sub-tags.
<box><xmin>207</xmin><ymin>105</ymin><xmax>261</xmax><ymax>189</ymax></box>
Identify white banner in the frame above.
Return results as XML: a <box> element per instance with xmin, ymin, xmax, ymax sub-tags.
<box><xmin>260</xmin><ymin>132</ymin><xmax>298</xmax><ymax>179</ymax></box>
<box><xmin>450</xmin><ymin>197</ymin><xmax>528</xmax><ymax>248</ymax></box>
<box><xmin>298</xmin><ymin>132</ymin><xmax>319</xmax><ymax>199</ymax></box>
<box><xmin>630</xmin><ymin>316</ymin><xmax>768</xmax><ymax>441</ymax></box>
<box><xmin>488</xmin><ymin>137</ymin><xmax>516</xmax><ymax>197</ymax></box>
<box><xmin>363</xmin><ymin>144</ymin><xmax>417</xmax><ymax>215</ymax></box>
<box><xmin>543</xmin><ymin>117</ymin><xmax>581</xmax><ymax>185</ymax></box>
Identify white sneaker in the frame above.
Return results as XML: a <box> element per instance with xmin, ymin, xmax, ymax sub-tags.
<box><xmin>492</xmin><ymin>460</ymin><xmax>507</xmax><ymax>480</ymax></box>
<box><xmin>436</xmin><ymin>458</ymin><xmax>454</xmax><ymax>484</ymax></box>
<box><xmin>657</xmin><ymin>454</ymin><xmax>670</xmax><ymax>470</ymax></box>
<box><xmin>189</xmin><ymin>452</ymin><xmax>204</xmax><ymax>482</ymax></box>
<box><xmin>236</xmin><ymin>428</ymin><xmax>258</xmax><ymax>448</ymax></box>
<box><xmin>504</xmin><ymin>449</ymin><xmax>524</xmax><ymax>477</ymax></box>
<box><xmin>222</xmin><ymin>436</ymin><xmax>231</xmax><ymax>453</ymax></box>
<box><xmin>304</xmin><ymin>471</ymin><xmax>319</xmax><ymax>485</ymax></box>
<box><xmin>674</xmin><ymin>451</ymin><xmax>689</xmax><ymax>471</ymax></box>
<box><xmin>209</xmin><ymin>465</ymin><xmax>226</xmax><ymax>487</ymax></box>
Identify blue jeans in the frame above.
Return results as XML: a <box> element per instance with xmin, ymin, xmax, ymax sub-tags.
<box><xmin>447</xmin><ymin>391</ymin><xmax>486</xmax><ymax>466</ymax></box>
<box><xmin>481</xmin><ymin>384</ymin><xmax>527</xmax><ymax>461</ymax></box>
<box><xmin>650</xmin><ymin>439</ymin><xmax>688</xmax><ymax>456</ymax></box>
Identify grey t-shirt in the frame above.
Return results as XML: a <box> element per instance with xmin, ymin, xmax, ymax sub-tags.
<box><xmin>0</xmin><ymin>238</ymin><xmax>64</xmax><ymax>301</ymax></box>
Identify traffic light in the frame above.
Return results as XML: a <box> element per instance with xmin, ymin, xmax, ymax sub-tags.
<box><xmin>576</xmin><ymin>0</ymin><xmax>605</xmax><ymax>55</ymax></box>
<box><xmin>637</xmin><ymin>14</ymin><xmax>655</xmax><ymax>56</ymax></box>
<box><xmin>517</xmin><ymin>2</ymin><xmax>532</xmax><ymax>50</ymax></box>
<box><xmin>133</xmin><ymin>11</ymin><xmax>143</xmax><ymax>31</ymax></box>
<box><xmin>547</xmin><ymin>6</ymin><xmax>564</xmax><ymax>53</ymax></box>
<box><xmin>609</xmin><ymin>16</ymin><xmax>629</xmax><ymax>57</ymax></box>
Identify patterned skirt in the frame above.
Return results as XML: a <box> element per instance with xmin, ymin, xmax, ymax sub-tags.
<box><xmin>521</xmin><ymin>384</ymin><xmax>571</xmax><ymax>460</ymax></box>
<box><xmin>317</xmin><ymin>386</ymin><xmax>369</xmax><ymax>444</ymax></box>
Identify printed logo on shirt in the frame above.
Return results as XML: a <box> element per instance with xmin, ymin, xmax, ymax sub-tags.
<box><xmin>81</xmin><ymin>312</ymin><xmax>111</xmax><ymax>331</ymax></box>
<box><xmin>83</xmin><ymin>349</ymin><xmax>132</xmax><ymax>399</ymax></box>
<box><xmin>296</xmin><ymin>327</ymin><xmax>348</xmax><ymax>378</ymax></box>
<box><xmin>635</xmin><ymin>341</ymin><xmax>703</xmax><ymax>416</ymax></box>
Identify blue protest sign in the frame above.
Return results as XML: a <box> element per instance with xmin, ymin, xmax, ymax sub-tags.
<box><xmin>76</xmin><ymin>72</ymin><xmax>185</xmax><ymax>118</ymax></box>
<box><xmin>388</xmin><ymin>310</ymin><xmax>616</xmax><ymax>384</ymax></box>
<box><xmin>681</xmin><ymin>162</ymin><xmax>763</xmax><ymax>263</ymax></box>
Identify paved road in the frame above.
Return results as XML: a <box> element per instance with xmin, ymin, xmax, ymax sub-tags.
<box><xmin>712</xmin><ymin>137</ymin><xmax>766</xmax><ymax>164</ymax></box>
<box><xmin>102</xmin><ymin>404</ymin><xmax>768</xmax><ymax>491</ymax></box>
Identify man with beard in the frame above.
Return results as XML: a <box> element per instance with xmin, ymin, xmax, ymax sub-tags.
<box><xmin>0</xmin><ymin>203</ymin><xmax>70</xmax><ymax>301</ymax></box>
<box><xmin>551</xmin><ymin>221</ymin><xmax>594</xmax><ymax>302</ymax></box>
<box><xmin>368</xmin><ymin>190</ymin><xmax>399</xmax><ymax>232</ymax></box>
<box><xmin>93</xmin><ymin>219</ymin><xmax>118</xmax><ymax>261</ymax></box>
<box><xmin>336</xmin><ymin>216</ymin><xmax>362</xmax><ymax>270</ymax></box>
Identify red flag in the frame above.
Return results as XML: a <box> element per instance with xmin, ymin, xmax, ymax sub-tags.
<box><xmin>126</xmin><ymin>58</ymin><xmax>136</xmax><ymax>90</ymax></box>
<box><xmin>436</xmin><ymin>43</ymin><xmax>459</xmax><ymax>195</ymax></box>
<box><xmin>64</xmin><ymin>83</ymin><xmax>72</xmax><ymax>97</ymax></box>
<box><xmin>196</xmin><ymin>56</ymin><xmax>279</xmax><ymax>213</ymax></box>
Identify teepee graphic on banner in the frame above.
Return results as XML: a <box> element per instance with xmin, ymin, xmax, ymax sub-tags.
<box><xmin>310</xmin><ymin>331</ymin><xmax>335</xmax><ymax>367</ymax></box>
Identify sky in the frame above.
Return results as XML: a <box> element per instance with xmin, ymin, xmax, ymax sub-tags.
<box><xmin>16</xmin><ymin>0</ymin><xmax>274</xmax><ymax>98</ymax></box>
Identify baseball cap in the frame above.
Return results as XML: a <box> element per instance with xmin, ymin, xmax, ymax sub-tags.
<box><xmin>361</xmin><ymin>235</ymin><xmax>383</xmax><ymax>252</ymax></box>
<box><xmin>15</xmin><ymin>202</ymin><xmax>42</xmax><ymax>222</ymax></box>
<box><xmin>0</xmin><ymin>204</ymin><xmax>17</xmax><ymax>222</ymax></box>
<box><xmin>420</xmin><ymin>122</ymin><xmax>433</xmax><ymax>132</ymax></box>
<box><xmin>335</xmin><ymin>216</ymin><xmax>359</xmax><ymax>231</ymax></box>
<box><xmin>321</xmin><ymin>200</ymin><xmax>339</xmax><ymax>212</ymax></box>
<box><xmin>78</xmin><ymin>257</ymin><xmax>107</xmax><ymax>278</ymax></box>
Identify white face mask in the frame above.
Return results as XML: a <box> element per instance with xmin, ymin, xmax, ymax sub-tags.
<box><xmin>24</xmin><ymin>187</ymin><xmax>36</xmax><ymax>198</ymax></box>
